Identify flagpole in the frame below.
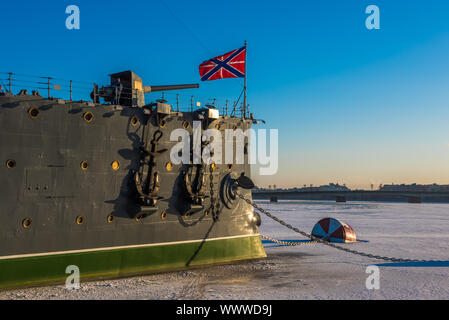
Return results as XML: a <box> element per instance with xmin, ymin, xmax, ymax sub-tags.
<box><xmin>243</xmin><ymin>40</ymin><xmax>247</xmax><ymax>119</ymax></box>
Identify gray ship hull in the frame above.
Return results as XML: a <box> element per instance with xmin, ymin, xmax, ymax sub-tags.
<box><xmin>0</xmin><ymin>94</ymin><xmax>265</xmax><ymax>288</ymax></box>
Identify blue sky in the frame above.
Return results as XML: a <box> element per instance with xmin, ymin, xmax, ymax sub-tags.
<box><xmin>1</xmin><ymin>0</ymin><xmax>449</xmax><ymax>189</ymax></box>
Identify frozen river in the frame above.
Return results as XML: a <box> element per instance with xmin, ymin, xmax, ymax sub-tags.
<box><xmin>1</xmin><ymin>200</ymin><xmax>449</xmax><ymax>300</ymax></box>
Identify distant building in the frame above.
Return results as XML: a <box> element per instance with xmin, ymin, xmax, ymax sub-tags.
<box><xmin>379</xmin><ymin>183</ymin><xmax>449</xmax><ymax>192</ymax></box>
<box><xmin>314</xmin><ymin>183</ymin><xmax>351</xmax><ymax>192</ymax></box>
<box><xmin>254</xmin><ymin>183</ymin><xmax>350</xmax><ymax>193</ymax></box>
<box><xmin>254</xmin><ymin>183</ymin><xmax>449</xmax><ymax>193</ymax></box>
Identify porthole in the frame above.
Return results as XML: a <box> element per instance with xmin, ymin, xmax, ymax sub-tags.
<box><xmin>83</xmin><ymin>111</ymin><xmax>94</xmax><ymax>123</ymax></box>
<box><xmin>28</xmin><ymin>107</ymin><xmax>40</xmax><ymax>119</ymax></box>
<box><xmin>107</xmin><ymin>214</ymin><xmax>114</xmax><ymax>223</ymax></box>
<box><xmin>165</xmin><ymin>161</ymin><xmax>173</xmax><ymax>171</ymax></box>
<box><xmin>161</xmin><ymin>210</ymin><xmax>167</xmax><ymax>220</ymax></box>
<box><xmin>6</xmin><ymin>159</ymin><xmax>16</xmax><ymax>169</ymax></box>
<box><xmin>111</xmin><ymin>161</ymin><xmax>120</xmax><ymax>171</ymax></box>
<box><xmin>159</xmin><ymin>119</ymin><xmax>167</xmax><ymax>128</ymax></box>
<box><xmin>182</xmin><ymin>120</ymin><xmax>190</xmax><ymax>129</ymax></box>
<box><xmin>75</xmin><ymin>216</ymin><xmax>85</xmax><ymax>225</ymax></box>
<box><xmin>80</xmin><ymin>160</ymin><xmax>88</xmax><ymax>170</ymax></box>
<box><xmin>130</xmin><ymin>116</ymin><xmax>139</xmax><ymax>127</ymax></box>
<box><xmin>22</xmin><ymin>218</ymin><xmax>32</xmax><ymax>229</ymax></box>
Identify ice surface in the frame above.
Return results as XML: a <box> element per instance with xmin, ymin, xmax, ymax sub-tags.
<box><xmin>1</xmin><ymin>200</ymin><xmax>448</xmax><ymax>300</ymax></box>
<box><xmin>258</xmin><ymin>200</ymin><xmax>449</xmax><ymax>299</ymax></box>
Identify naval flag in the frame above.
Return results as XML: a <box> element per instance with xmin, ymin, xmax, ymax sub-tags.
<box><xmin>199</xmin><ymin>46</ymin><xmax>246</xmax><ymax>81</ymax></box>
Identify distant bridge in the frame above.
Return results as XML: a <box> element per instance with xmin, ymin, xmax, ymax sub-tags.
<box><xmin>252</xmin><ymin>190</ymin><xmax>449</xmax><ymax>203</ymax></box>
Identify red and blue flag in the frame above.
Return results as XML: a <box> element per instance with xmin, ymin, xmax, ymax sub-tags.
<box><xmin>199</xmin><ymin>46</ymin><xmax>246</xmax><ymax>81</ymax></box>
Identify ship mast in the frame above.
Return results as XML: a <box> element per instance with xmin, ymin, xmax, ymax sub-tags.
<box><xmin>243</xmin><ymin>40</ymin><xmax>247</xmax><ymax>119</ymax></box>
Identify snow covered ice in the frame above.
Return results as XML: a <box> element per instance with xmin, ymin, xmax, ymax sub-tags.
<box><xmin>1</xmin><ymin>200</ymin><xmax>448</xmax><ymax>300</ymax></box>
<box><xmin>258</xmin><ymin>200</ymin><xmax>449</xmax><ymax>299</ymax></box>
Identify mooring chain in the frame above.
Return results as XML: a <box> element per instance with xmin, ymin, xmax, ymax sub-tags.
<box><xmin>237</xmin><ymin>192</ymin><xmax>438</xmax><ymax>263</ymax></box>
<box><xmin>261</xmin><ymin>234</ymin><xmax>320</xmax><ymax>246</ymax></box>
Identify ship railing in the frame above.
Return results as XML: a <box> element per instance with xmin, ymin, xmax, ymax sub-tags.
<box><xmin>0</xmin><ymin>72</ymin><xmax>249</xmax><ymax>118</ymax></box>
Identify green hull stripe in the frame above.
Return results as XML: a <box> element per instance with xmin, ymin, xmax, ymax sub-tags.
<box><xmin>0</xmin><ymin>235</ymin><xmax>266</xmax><ymax>289</ymax></box>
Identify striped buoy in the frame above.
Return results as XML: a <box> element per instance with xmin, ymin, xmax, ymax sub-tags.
<box><xmin>311</xmin><ymin>218</ymin><xmax>357</xmax><ymax>243</ymax></box>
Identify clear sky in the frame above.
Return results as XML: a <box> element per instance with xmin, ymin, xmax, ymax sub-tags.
<box><xmin>1</xmin><ymin>0</ymin><xmax>449</xmax><ymax>189</ymax></box>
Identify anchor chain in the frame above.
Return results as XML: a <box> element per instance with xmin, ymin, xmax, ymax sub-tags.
<box><xmin>209</xmin><ymin>163</ymin><xmax>221</xmax><ymax>221</ymax></box>
<box><xmin>237</xmin><ymin>192</ymin><xmax>439</xmax><ymax>263</ymax></box>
